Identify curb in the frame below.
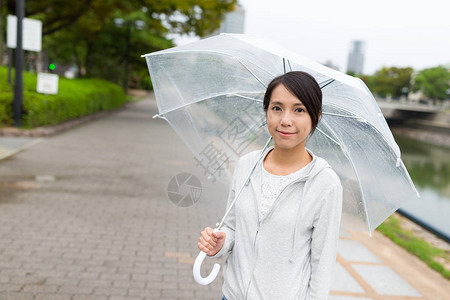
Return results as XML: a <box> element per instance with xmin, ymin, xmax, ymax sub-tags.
<box><xmin>0</xmin><ymin>105</ymin><xmax>129</xmax><ymax>138</ymax></box>
<box><xmin>0</xmin><ymin>138</ymin><xmax>44</xmax><ymax>161</ymax></box>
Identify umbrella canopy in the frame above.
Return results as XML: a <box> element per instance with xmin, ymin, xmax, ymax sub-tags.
<box><xmin>143</xmin><ymin>33</ymin><xmax>419</xmax><ymax>234</ymax></box>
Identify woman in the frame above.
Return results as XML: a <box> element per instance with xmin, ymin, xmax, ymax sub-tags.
<box><xmin>198</xmin><ymin>71</ymin><xmax>343</xmax><ymax>300</ymax></box>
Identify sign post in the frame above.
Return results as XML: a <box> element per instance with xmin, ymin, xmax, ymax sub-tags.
<box><xmin>0</xmin><ymin>0</ymin><xmax>3</xmax><ymax>64</ymax></box>
<box><xmin>13</xmin><ymin>0</ymin><xmax>24</xmax><ymax>127</ymax></box>
<box><xmin>7</xmin><ymin>8</ymin><xmax>43</xmax><ymax>127</ymax></box>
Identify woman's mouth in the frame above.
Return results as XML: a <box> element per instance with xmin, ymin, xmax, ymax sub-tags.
<box><xmin>277</xmin><ymin>130</ymin><xmax>296</xmax><ymax>137</ymax></box>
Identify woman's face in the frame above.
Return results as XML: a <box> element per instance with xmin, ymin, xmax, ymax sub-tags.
<box><xmin>266</xmin><ymin>83</ymin><xmax>312</xmax><ymax>151</ymax></box>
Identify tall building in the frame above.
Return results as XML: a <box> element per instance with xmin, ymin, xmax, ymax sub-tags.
<box><xmin>346</xmin><ymin>40</ymin><xmax>365</xmax><ymax>74</ymax></box>
<box><xmin>323</xmin><ymin>60</ymin><xmax>340</xmax><ymax>71</ymax></box>
<box><xmin>219</xmin><ymin>4</ymin><xmax>245</xmax><ymax>34</ymax></box>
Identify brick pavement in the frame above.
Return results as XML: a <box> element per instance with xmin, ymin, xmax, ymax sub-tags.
<box><xmin>0</xmin><ymin>95</ymin><xmax>226</xmax><ymax>300</ymax></box>
<box><xmin>0</xmin><ymin>94</ymin><xmax>448</xmax><ymax>300</ymax></box>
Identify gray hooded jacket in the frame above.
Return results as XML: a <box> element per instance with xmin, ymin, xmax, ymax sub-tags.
<box><xmin>214</xmin><ymin>147</ymin><xmax>343</xmax><ymax>300</ymax></box>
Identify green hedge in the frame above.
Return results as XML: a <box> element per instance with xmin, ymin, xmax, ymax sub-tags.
<box><xmin>0</xmin><ymin>66</ymin><xmax>126</xmax><ymax>128</ymax></box>
<box><xmin>0</xmin><ymin>67</ymin><xmax>13</xmax><ymax>126</ymax></box>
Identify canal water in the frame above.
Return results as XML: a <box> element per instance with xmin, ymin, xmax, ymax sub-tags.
<box><xmin>394</xmin><ymin>134</ymin><xmax>450</xmax><ymax>237</ymax></box>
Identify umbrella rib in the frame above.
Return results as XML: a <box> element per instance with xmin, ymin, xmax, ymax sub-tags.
<box><xmin>319</xmin><ymin>78</ymin><xmax>336</xmax><ymax>89</ymax></box>
<box><xmin>314</xmin><ymin>127</ymin><xmax>342</xmax><ymax>146</ymax></box>
<box><xmin>234</xmin><ymin>94</ymin><xmax>263</xmax><ymax>103</ymax></box>
<box><xmin>322</xmin><ymin>106</ymin><xmax>419</xmax><ymax>229</ymax></box>
<box><xmin>323</xmin><ymin>103</ymin><xmax>375</xmax><ymax>123</ymax></box>
<box><xmin>395</xmin><ymin>158</ymin><xmax>420</xmax><ymax>198</ymax></box>
<box><xmin>155</xmin><ymin>92</ymin><xmax>264</xmax><ymax>117</ymax></box>
<box><xmin>146</xmin><ymin>49</ymin><xmax>269</xmax><ymax>89</ymax></box>
<box><xmin>323</xmin><ymin>103</ymin><xmax>385</xmax><ymax>130</ymax></box>
<box><xmin>238</xmin><ymin>60</ymin><xmax>268</xmax><ymax>88</ymax></box>
<box><xmin>322</xmin><ymin>112</ymin><xmax>359</xmax><ymax>119</ymax></box>
<box><xmin>282</xmin><ymin>58</ymin><xmax>293</xmax><ymax>73</ymax></box>
<box><xmin>319</xmin><ymin>121</ymin><xmax>372</xmax><ymax>232</ymax></box>
<box><xmin>323</xmin><ymin>103</ymin><xmax>404</xmax><ymax>160</ymax></box>
<box><xmin>217</xmin><ymin>136</ymin><xmax>273</xmax><ymax>230</ymax></box>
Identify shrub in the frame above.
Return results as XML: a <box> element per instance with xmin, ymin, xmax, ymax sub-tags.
<box><xmin>0</xmin><ymin>68</ymin><xmax>13</xmax><ymax>125</ymax></box>
<box><xmin>0</xmin><ymin>66</ymin><xmax>126</xmax><ymax>128</ymax></box>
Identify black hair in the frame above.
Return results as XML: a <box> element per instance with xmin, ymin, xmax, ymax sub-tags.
<box><xmin>263</xmin><ymin>71</ymin><xmax>322</xmax><ymax>134</ymax></box>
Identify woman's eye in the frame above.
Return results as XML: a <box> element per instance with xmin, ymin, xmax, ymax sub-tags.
<box><xmin>272</xmin><ymin>106</ymin><xmax>281</xmax><ymax>111</ymax></box>
<box><xmin>296</xmin><ymin>108</ymin><xmax>305</xmax><ymax>113</ymax></box>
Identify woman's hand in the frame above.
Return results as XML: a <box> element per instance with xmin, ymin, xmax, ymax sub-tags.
<box><xmin>198</xmin><ymin>227</ymin><xmax>226</xmax><ymax>256</ymax></box>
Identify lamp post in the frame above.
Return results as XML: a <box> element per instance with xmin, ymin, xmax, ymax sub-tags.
<box><xmin>114</xmin><ymin>18</ymin><xmax>144</xmax><ymax>95</ymax></box>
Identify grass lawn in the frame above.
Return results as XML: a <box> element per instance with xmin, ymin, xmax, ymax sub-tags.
<box><xmin>377</xmin><ymin>214</ymin><xmax>450</xmax><ymax>280</ymax></box>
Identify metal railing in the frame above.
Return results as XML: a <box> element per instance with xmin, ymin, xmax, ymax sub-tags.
<box><xmin>397</xmin><ymin>208</ymin><xmax>450</xmax><ymax>244</ymax></box>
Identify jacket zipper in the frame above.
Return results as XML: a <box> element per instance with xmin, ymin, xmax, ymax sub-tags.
<box><xmin>245</xmin><ymin>222</ymin><xmax>260</xmax><ymax>300</ymax></box>
<box><xmin>244</xmin><ymin>179</ymin><xmax>302</xmax><ymax>299</ymax></box>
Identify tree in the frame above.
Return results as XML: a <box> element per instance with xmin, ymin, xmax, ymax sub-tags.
<box><xmin>346</xmin><ymin>70</ymin><xmax>355</xmax><ymax>77</ymax></box>
<box><xmin>413</xmin><ymin>66</ymin><xmax>450</xmax><ymax>101</ymax></box>
<box><xmin>12</xmin><ymin>0</ymin><xmax>235</xmax><ymax>38</ymax></box>
<box><xmin>33</xmin><ymin>0</ymin><xmax>236</xmax><ymax>88</ymax></box>
<box><xmin>353</xmin><ymin>74</ymin><xmax>373</xmax><ymax>90</ymax></box>
<box><xmin>154</xmin><ymin>0</ymin><xmax>236</xmax><ymax>37</ymax></box>
<box><xmin>370</xmin><ymin>66</ymin><xmax>414</xmax><ymax>98</ymax></box>
<box><xmin>6</xmin><ymin>0</ymin><xmax>135</xmax><ymax>36</ymax></box>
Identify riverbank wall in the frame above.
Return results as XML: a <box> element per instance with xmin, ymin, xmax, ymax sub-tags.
<box><xmin>389</xmin><ymin>109</ymin><xmax>450</xmax><ymax>148</ymax></box>
<box><xmin>389</xmin><ymin>109</ymin><xmax>450</xmax><ymax>253</ymax></box>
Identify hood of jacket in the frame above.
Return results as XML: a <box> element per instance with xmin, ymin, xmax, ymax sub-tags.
<box><xmin>248</xmin><ymin>145</ymin><xmax>332</xmax><ymax>188</ymax></box>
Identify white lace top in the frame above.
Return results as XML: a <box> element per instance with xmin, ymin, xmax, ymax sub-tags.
<box><xmin>260</xmin><ymin>163</ymin><xmax>305</xmax><ymax>220</ymax></box>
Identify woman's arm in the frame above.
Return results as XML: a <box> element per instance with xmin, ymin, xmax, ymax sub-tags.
<box><xmin>308</xmin><ymin>181</ymin><xmax>343</xmax><ymax>299</ymax></box>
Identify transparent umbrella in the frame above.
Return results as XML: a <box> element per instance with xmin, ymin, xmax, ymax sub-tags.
<box><xmin>142</xmin><ymin>33</ymin><xmax>419</xmax><ymax>285</ymax></box>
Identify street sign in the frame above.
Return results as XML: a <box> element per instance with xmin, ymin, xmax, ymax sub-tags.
<box><xmin>7</xmin><ymin>15</ymin><xmax>42</xmax><ymax>52</ymax></box>
<box><xmin>37</xmin><ymin>73</ymin><xmax>59</xmax><ymax>95</ymax></box>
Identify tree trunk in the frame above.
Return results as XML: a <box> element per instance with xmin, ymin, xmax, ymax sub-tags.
<box><xmin>74</xmin><ymin>44</ymin><xmax>83</xmax><ymax>78</ymax></box>
<box><xmin>84</xmin><ymin>42</ymin><xmax>92</xmax><ymax>77</ymax></box>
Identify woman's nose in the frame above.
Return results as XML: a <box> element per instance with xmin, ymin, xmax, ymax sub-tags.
<box><xmin>280</xmin><ymin>112</ymin><xmax>293</xmax><ymax>126</ymax></box>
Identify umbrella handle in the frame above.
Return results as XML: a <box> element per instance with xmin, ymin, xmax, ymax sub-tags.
<box><xmin>193</xmin><ymin>229</ymin><xmax>221</xmax><ymax>285</ymax></box>
<box><xmin>193</xmin><ymin>251</ymin><xmax>221</xmax><ymax>285</ymax></box>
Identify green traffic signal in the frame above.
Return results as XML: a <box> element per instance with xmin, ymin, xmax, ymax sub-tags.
<box><xmin>49</xmin><ymin>64</ymin><xmax>56</xmax><ymax>71</ymax></box>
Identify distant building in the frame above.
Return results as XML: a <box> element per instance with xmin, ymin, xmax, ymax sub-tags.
<box><xmin>323</xmin><ymin>60</ymin><xmax>340</xmax><ymax>71</ymax></box>
<box><xmin>347</xmin><ymin>40</ymin><xmax>365</xmax><ymax>74</ymax></box>
<box><xmin>219</xmin><ymin>4</ymin><xmax>246</xmax><ymax>34</ymax></box>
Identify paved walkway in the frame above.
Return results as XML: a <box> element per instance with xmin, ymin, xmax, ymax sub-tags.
<box><xmin>0</xmin><ymin>94</ymin><xmax>448</xmax><ymax>300</ymax></box>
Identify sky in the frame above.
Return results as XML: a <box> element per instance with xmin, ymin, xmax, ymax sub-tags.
<box><xmin>173</xmin><ymin>0</ymin><xmax>450</xmax><ymax>75</ymax></box>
